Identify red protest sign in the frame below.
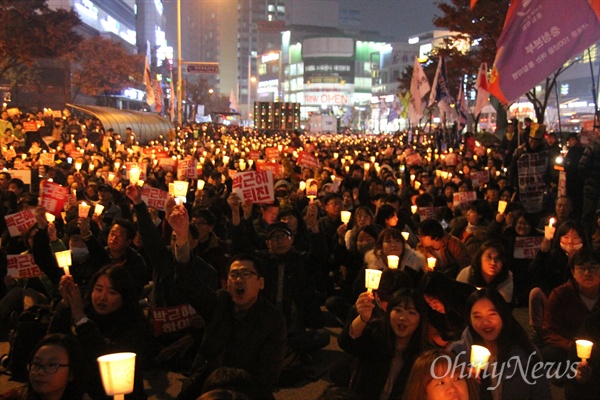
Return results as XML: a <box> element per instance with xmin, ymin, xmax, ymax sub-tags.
<box><xmin>158</xmin><ymin>157</ymin><xmax>177</xmax><ymax>172</ymax></box>
<box><xmin>406</xmin><ymin>153</ymin><xmax>423</xmax><ymax>166</ymax></box>
<box><xmin>39</xmin><ymin>152</ymin><xmax>54</xmax><ymax>166</ymax></box>
<box><xmin>452</xmin><ymin>191</ymin><xmax>477</xmax><ymax>208</ymax></box>
<box><xmin>265</xmin><ymin>147</ymin><xmax>280</xmax><ymax>160</ymax></box>
<box><xmin>177</xmin><ymin>159</ymin><xmax>198</xmax><ymax>179</ymax></box>
<box><xmin>141</xmin><ymin>186</ymin><xmax>169</xmax><ymax>211</ymax></box>
<box><xmin>297</xmin><ymin>151</ymin><xmax>319</xmax><ymax>170</ymax></box>
<box><xmin>7</xmin><ymin>254</ymin><xmax>44</xmax><ymax>279</ymax></box>
<box><xmin>151</xmin><ymin>304</ymin><xmax>198</xmax><ymax>336</ymax></box>
<box><xmin>444</xmin><ymin>153</ymin><xmax>457</xmax><ymax>166</ymax></box>
<box><xmin>255</xmin><ymin>160</ymin><xmax>283</xmax><ymax>178</ymax></box>
<box><xmin>232</xmin><ymin>171</ymin><xmax>274</xmax><ymax>204</ymax></box>
<box><xmin>4</xmin><ymin>209</ymin><xmax>36</xmax><ymax>237</ymax></box>
<box><xmin>249</xmin><ymin>150</ymin><xmax>260</xmax><ymax>160</ymax></box>
<box><xmin>513</xmin><ymin>237</ymin><xmax>544</xmax><ymax>259</ymax></box>
<box><xmin>40</xmin><ymin>181</ymin><xmax>69</xmax><ymax>215</ymax></box>
<box><xmin>22</xmin><ymin>121</ymin><xmax>39</xmax><ymax>132</ymax></box>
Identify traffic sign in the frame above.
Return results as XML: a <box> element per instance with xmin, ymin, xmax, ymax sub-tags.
<box><xmin>186</xmin><ymin>63</ymin><xmax>219</xmax><ymax>74</ymax></box>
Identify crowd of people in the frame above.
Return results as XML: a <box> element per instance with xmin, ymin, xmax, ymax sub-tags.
<box><xmin>0</xmin><ymin>106</ymin><xmax>599</xmax><ymax>400</ymax></box>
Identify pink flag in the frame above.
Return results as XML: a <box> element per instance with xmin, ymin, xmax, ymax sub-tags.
<box><xmin>474</xmin><ymin>63</ymin><xmax>490</xmax><ymax>117</ymax></box>
<box><xmin>488</xmin><ymin>0</ymin><xmax>600</xmax><ymax>104</ymax></box>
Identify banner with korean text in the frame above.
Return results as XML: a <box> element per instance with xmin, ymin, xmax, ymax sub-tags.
<box><xmin>232</xmin><ymin>171</ymin><xmax>274</xmax><ymax>204</ymax></box>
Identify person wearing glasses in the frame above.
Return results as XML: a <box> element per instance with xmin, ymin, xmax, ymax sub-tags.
<box><xmin>542</xmin><ymin>248</ymin><xmax>600</xmax><ymax>365</ymax></box>
<box><xmin>174</xmin><ymin>248</ymin><xmax>286</xmax><ymax>400</ymax></box>
<box><xmin>1</xmin><ymin>334</ymin><xmax>89</xmax><ymax>400</ymax></box>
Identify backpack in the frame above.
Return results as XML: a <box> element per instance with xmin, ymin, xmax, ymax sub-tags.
<box><xmin>7</xmin><ymin>305</ymin><xmax>52</xmax><ymax>381</ymax></box>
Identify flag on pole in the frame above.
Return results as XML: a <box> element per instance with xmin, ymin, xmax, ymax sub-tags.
<box><xmin>380</xmin><ymin>98</ymin><xmax>388</xmax><ymax>115</ymax></box>
<box><xmin>457</xmin><ymin>80</ymin><xmax>468</xmax><ymax>133</ymax></box>
<box><xmin>399</xmin><ymin>92</ymin><xmax>410</xmax><ymax>119</ymax></box>
<box><xmin>155</xmin><ymin>80</ymin><xmax>164</xmax><ymax>114</ymax></box>
<box><xmin>428</xmin><ymin>57</ymin><xmax>453</xmax><ymax>107</ymax></box>
<box><xmin>470</xmin><ymin>0</ymin><xmax>478</xmax><ymax>9</ymax></box>
<box><xmin>388</xmin><ymin>95</ymin><xmax>400</xmax><ymax>122</ymax></box>
<box><xmin>143</xmin><ymin>56</ymin><xmax>155</xmax><ymax>106</ymax></box>
<box><xmin>474</xmin><ymin>63</ymin><xmax>490</xmax><ymax>117</ymax></box>
<box><xmin>408</xmin><ymin>57</ymin><xmax>431</xmax><ymax>125</ymax></box>
<box><xmin>229</xmin><ymin>89</ymin><xmax>239</xmax><ymax>113</ymax></box>
<box><xmin>488</xmin><ymin>0</ymin><xmax>600</xmax><ymax>104</ymax></box>
<box><xmin>168</xmin><ymin>71</ymin><xmax>175</xmax><ymax>121</ymax></box>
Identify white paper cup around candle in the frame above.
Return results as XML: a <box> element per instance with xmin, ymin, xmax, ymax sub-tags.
<box><xmin>45</xmin><ymin>212</ymin><xmax>56</xmax><ymax>223</ymax></box>
<box><xmin>470</xmin><ymin>345</ymin><xmax>491</xmax><ymax>375</ymax></box>
<box><xmin>222</xmin><ymin>155</ymin><xmax>230</xmax><ymax>165</ymax></box>
<box><xmin>411</xmin><ymin>205</ymin><xmax>418</xmax><ymax>214</ymax></box>
<box><xmin>197</xmin><ymin>179</ymin><xmax>205</xmax><ymax>190</ymax></box>
<box><xmin>427</xmin><ymin>257</ymin><xmax>437</xmax><ymax>271</ymax></box>
<box><xmin>401</xmin><ymin>231</ymin><xmax>410</xmax><ymax>241</ymax></box>
<box><xmin>306</xmin><ymin>179</ymin><xmax>318</xmax><ymax>199</ymax></box>
<box><xmin>341</xmin><ymin>211</ymin><xmax>351</xmax><ymax>224</ymax></box>
<box><xmin>576</xmin><ymin>339</ymin><xmax>593</xmax><ymax>361</ymax></box>
<box><xmin>97</xmin><ymin>352</ymin><xmax>136</xmax><ymax>398</ymax></box>
<box><xmin>497</xmin><ymin>200</ymin><xmax>507</xmax><ymax>214</ymax></box>
<box><xmin>299</xmin><ymin>181</ymin><xmax>306</xmax><ymax>191</ymax></box>
<box><xmin>387</xmin><ymin>255</ymin><xmax>399</xmax><ymax>269</ymax></box>
<box><xmin>94</xmin><ymin>204</ymin><xmax>105</xmax><ymax>216</ymax></box>
<box><xmin>78</xmin><ymin>202</ymin><xmax>91</xmax><ymax>218</ymax></box>
<box><xmin>364</xmin><ymin>163</ymin><xmax>370</xmax><ymax>171</ymax></box>
<box><xmin>129</xmin><ymin>167</ymin><xmax>141</xmax><ymax>185</ymax></box>
<box><xmin>545</xmin><ymin>218</ymin><xmax>556</xmax><ymax>240</ymax></box>
<box><xmin>365</xmin><ymin>269</ymin><xmax>382</xmax><ymax>293</ymax></box>
<box><xmin>55</xmin><ymin>250</ymin><xmax>72</xmax><ymax>276</ymax></box>
<box><xmin>173</xmin><ymin>180</ymin><xmax>189</xmax><ymax>197</ymax></box>
<box><xmin>74</xmin><ymin>162</ymin><xmax>82</xmax><ymax>171</ymax></box>
<box><xmin>414</xmin><ymin>181</ymin><xmax>421</xmax><ymax>190</ymax></box>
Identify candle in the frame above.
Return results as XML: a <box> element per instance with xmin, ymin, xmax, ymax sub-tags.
<box><xmin>173</xmin><ymin>181</ymin><xmax>189</xmax><ymax>197</ymax></box>
<box><xmin>223</xmin><ymin>155</ymin><xmax>230</xmax><ymax>165</ymax></box>
<box><xmin>414</xmin><ymin>181</ymin><xmax>421</xmax><ymax>190</ymax></box>
<box><xmin>74</xmin><ymin>162</ymin><xmax>82</xmax><ymax>171</ymax></box>
<box><xmin>78</xmin><ymin>202</ymin><xmax>91</xmax><ymax>218</ymax></box>
<box><xmin>340</xmin><ymin>211</ymin><xmax>351</xmax><ymax>224</ymax></box>
<box><xmin>45</xmin><ymin>212</ymin><xmax>55</xmax><ymax>223</ymax></box>
<box><xmin>545</xmin><ymin>218</ymin><xmax>556</xmax><ymax>240</ymax></box>
<box><xmin>497</xmin><ymin>200</ymin><xmax>507</xmax><ymax>214</ymax></box>
<box><xmin>401</xmin><ymin>231</ymin><xmax>409</xmax><ymax>241</ymax></box>
<box><xmin>129</xmin><ymin>167</ymin><xmax>141</xmax><ymax>185</ymax></box>
<box><xmin>306</xmin><ymin>179</ymin><xmax>318</xmax><ymax>199</ymax></box>
<box><xmin>365</xmin><ymin>269</ymin><xmax>382</xmax><ymax>293</ymax></box>
<box><xmin>387</xmin><ymin>255</ymin><xmax>399</xmax><ymax>269</ymax></box>
<box><xmin>411</xmin><ymin>205</ymin><xmax>418</xmax><ymax>214</ymax></box>
<box><xmin>97</xmin><ymin>352</ymin><xmax>137</xmax><ymax>399</ymax></box>
<box><xmin>427</xmin><ymin>257</ymin><xmax>437</xmax><ymax>271</ymax></box>
<box><xmin>55</xmin><ymin>250</ymin><xmax>72</xmax><ymax>276</ymax></box>
<box><xmin>94</xmin><ymin>204</ymin><xmax>105</xmax><ymax>216</ymax></box>
<box><xmin>299</xmin><ymin>181</ymin><xmax>306</xmax><ymax>191</ymax></box>
<box><xmin>576</xmin><ymin>339</ymin><xmax>593</xmax><ymax>361</ymax></box>
<box><xmin>410</xmin><ymin>174</ymin><xmax>415</xmax><ymax>182</ymax></box>
<box><xmin>470</xmin><ymin>345</ymin><xmax>491</xmax><ymax>376</ymax></box>
<box><xmin>364</xmin><ymin>163</ymin><xmax>370</xmax><ymax>171</ymax></box>
<box><xmin>197</xmin><ymin>180</ymin><xmax>205</xmax><ymax>190</ymax></box>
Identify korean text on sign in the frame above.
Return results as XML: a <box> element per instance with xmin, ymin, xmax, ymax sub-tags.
<box><xmin>7</xmin><ymin>254</ymin><xmax>44</xmax><ymax>279</ymax></box>
<box><xmin>151</xmin><ymin>304</ymin><xmax>198</xmax><ymax>336</ymax></box>
<box><xmin>453</xmin><ymin>191</ymin><xmax>477</xmax><ymax>208</ymax></box>
<box><xmin>177</xmin><ymin>159</ymin><xmax>198</xmax><ymax>179</ymax></box>
<box><xmin>232</xmin><ymin>171</ymin><xmax>274</xmax><ymax>204</ymax></box>
<box><xmin>297</xmin><ymin>151</ymin><xmax>319</xmax><ymax>170</ymax></box>
<box><xmin>40</xmin><ymin>181</ymin><xmax>69</xmax><ymax>215</ymax></box>
<box><xmin>4</xmin><ymin>209</ymin><xmax>36</xmax><ymax>237</ymax></box>
<box><xmin>141</xmin><ymin>186</ymin><xmax>169</xmax><ymax>211</ymax></box>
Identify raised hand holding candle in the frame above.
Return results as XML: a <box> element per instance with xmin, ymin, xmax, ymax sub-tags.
<box><xmin>94</xmin><ymin>204</ymin><xmax>105</xmax><ymax>216</ymax></box>
<box><xmin>497</xmin><ymin>200</ymin><xmax>507</xmax><ymax>214</ymax></box>
<box><xmin>55</xmin><ymin>250</ymin><xmax>72</xmax><ymax>276</ymax></box>
<box><xmin>470</xmin><ymin>345</ymin><xmax>491</xmax><ymax>376</ymax></box>
<box><xmin>365</xmin><ymin>269</ymin><xmax>382</xmax><ymax>293</ymax></box>
<box><xmin>197</xmin><ymin>180</ymin><xmax>205</xmax><ymax>190</ymax></box>
<box><xmin>299</xmin><ymin>181</ymin><xmax>306</xmax><ymax>191</ymax></box>
<box><xmin>387</xmin><ymin>255</ymin><xmax>399</xmax><ymax>269</ymax></box>
<box><xmin>129</xmin><ymin>167</ymin><xmax>141</xmax><ymax>185</ymax></box>
<box><xmin>576</xmin><ymin>339</ymin><xmax>593</xmax><ymax>361</ymax></box>
<box><xmin>545</xmin><ymin>218</ymin><xmax>556</xmax><ymax>240</ymax></box>
<box><xmin>45</xmin><ymin>212</ymin><xmax>56</xmax><ymax>223</ymax></box>
<box><xmin>340</xmin><ymin>211</ymin><xmax>351</xmax><ymax>224</ymax></box>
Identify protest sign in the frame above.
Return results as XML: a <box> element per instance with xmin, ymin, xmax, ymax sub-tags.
<box><xmin>265</xmin><ymin>147</ymin><xmax>280</xmax><ymax>160</ymax></box>
<box><xmin>297</xmin><ymin>151</ymin><xmax>319</xmax><ymax>170</ymax></box>
<box><xmin>40</xmin><ymin>181</ymin><xmax>69</xmax><ymax>215</ymax></box>
<box><xmin>514</xmin><ymin>237</ymin><xmax>544</xmax><ymax>259</ymax></box>
<box><xmin>151</xmin><ymin>304</ymin><xmax>198</xmax><ymax>336</ymax></box>
<box><xmin>471</xmin><ymin>170</ymin><xmax>490</xmax><ymax>187</ymax></box>
<box><xmin>7</xmin><ymin>254</ymin><xmax>44</xmax><ymax>279</ymax></box>
<box><xmin>452</xmin><ymin>191</ymin><xmax>477</xmax><ymax>208</ymax></box>
<box><xmin>232</xmin><ymin>171</ymin><xmax>274</xmax><ymax>204</ymax></box>
<box><xmin>4</xmin><ymin>209</ymin><xmax>36</xmax><ymax>237</ymax></box>
<box><xmin>177</xmin><ymin>159</ymin><xmax>198</xmax><ymax>179</ymax></box>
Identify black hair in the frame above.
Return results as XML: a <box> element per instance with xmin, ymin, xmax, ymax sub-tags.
<box><xmin>201</xmin><ymin>367</ymin><xmax>255</xmax><ymax>399</ymax></box>
<box><xmin>469</xmin><ymin>240</ymin><xmax>510</xmax><ymax>289</ymax></box>
<box><xmin>418</xmin><ymin>219</ymin><xmax>444</xmax><ymax>240</ymax></box>
<box><xmin>228</xmin><ymin>253</ymin><xmax>265</xmax><ymax>278</ymax></box>
<box><xmin>111</xmin><ymin>218</ymin><xmax>137</xmax><ymax>241</ymax></box>
<box><xmin>192</xmin><ymin>207</ymin><xmax>217</xmax><ymax>226</ymax></box>
<box><xmin>84</xmin><ymin>265</ymin><xmax>141</xmax><ymax>320</ymax></box>
<box><xmin>375</xmin><ymin>204</ymin><xmax>397</xmax><ymax>227</ymax></box>
<box><xmin>7</xmin><ymin>178</ymin><xmax>24</xmax><ymax>190</ymax></box>
<box><xmin>375</xmin><ymin>269</ymin><xmax>413</xmax><ymax>302</ymax></box>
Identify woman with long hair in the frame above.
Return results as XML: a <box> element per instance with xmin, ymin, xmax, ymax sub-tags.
<box><xmin>456</xmin><ymin>240</ymin><xmax>513</xmax><ymax>304</ymax></box>
<box><xmin>49</xmin><ymin>265</ymin><xmax>151</xmax><ymax>399</ymax></box>
<box><xmin>338</xmin><ymin>289</ymin><xmax>429</xmax><ymax>400</ymax></box>
<box><xmin>449</xmin><ymin>289</ymin><xmax>552</xmax><ymax>400</ymax></box>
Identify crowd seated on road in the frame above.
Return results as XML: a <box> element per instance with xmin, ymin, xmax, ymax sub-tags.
<box><xmin>0</xmin><ymin>107</ymin><xmax>599</xmax><ymax>400</ymax></box>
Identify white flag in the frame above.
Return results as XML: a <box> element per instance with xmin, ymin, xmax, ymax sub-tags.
<box><xmin>408</xmin><ymin>57</ymin><xmax>430</xmax><ymax>125</ymax></box>
<box><xmin>474</xmin><ymin>63</ymin><xmax>490</xmax><ymax>117</ymax></box>
<box><xmin>168</xmin><ymin>71</ymin><xmax>175</xmax><ymax>121</ymax></box>
<box><xmin>144</xmin><ymin>56</ymin><xmax>155</xmax><ymax>106</ymax></box>
<box><xmin>229</xmin><ymin>89</ymin><xmax>239</xmax><ymax>113</ymax></box>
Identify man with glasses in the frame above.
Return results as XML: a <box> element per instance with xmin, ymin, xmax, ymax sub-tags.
<box><xmin>174</xmin><ymin>207</ymin><xmax>286</xmax><ymax>400</ymax></box>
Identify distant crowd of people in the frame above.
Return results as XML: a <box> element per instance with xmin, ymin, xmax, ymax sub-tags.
<box><xmin>0</xmin><ymin>106</ymin><xmax>599</xmax><ymax>400</ymax></box>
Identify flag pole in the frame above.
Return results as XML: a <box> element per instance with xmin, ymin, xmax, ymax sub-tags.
<box><xmin>177</xmin><ymin>0</ymin><xmax>183</xmax><ymax>123</ymax></box>
<box><xmin>588</xmin><ymin>48</ymin><xmax>599</xmax><ymax>125</ymax></box>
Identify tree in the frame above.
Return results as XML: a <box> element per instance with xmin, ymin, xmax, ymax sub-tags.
<box><xmin>185</xmin><ymin>77</ymin><xmax>229</xmax><ymax>119</ymax></box>
<box><xmin>0</xmin><ymin>0</ymin><xmax>82</xmax><ymax>83</ymax></box>
<box><xmin>70</xmin><ymin>37</ymin><xmax>144</xmax><ymax>106</ymax></box>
